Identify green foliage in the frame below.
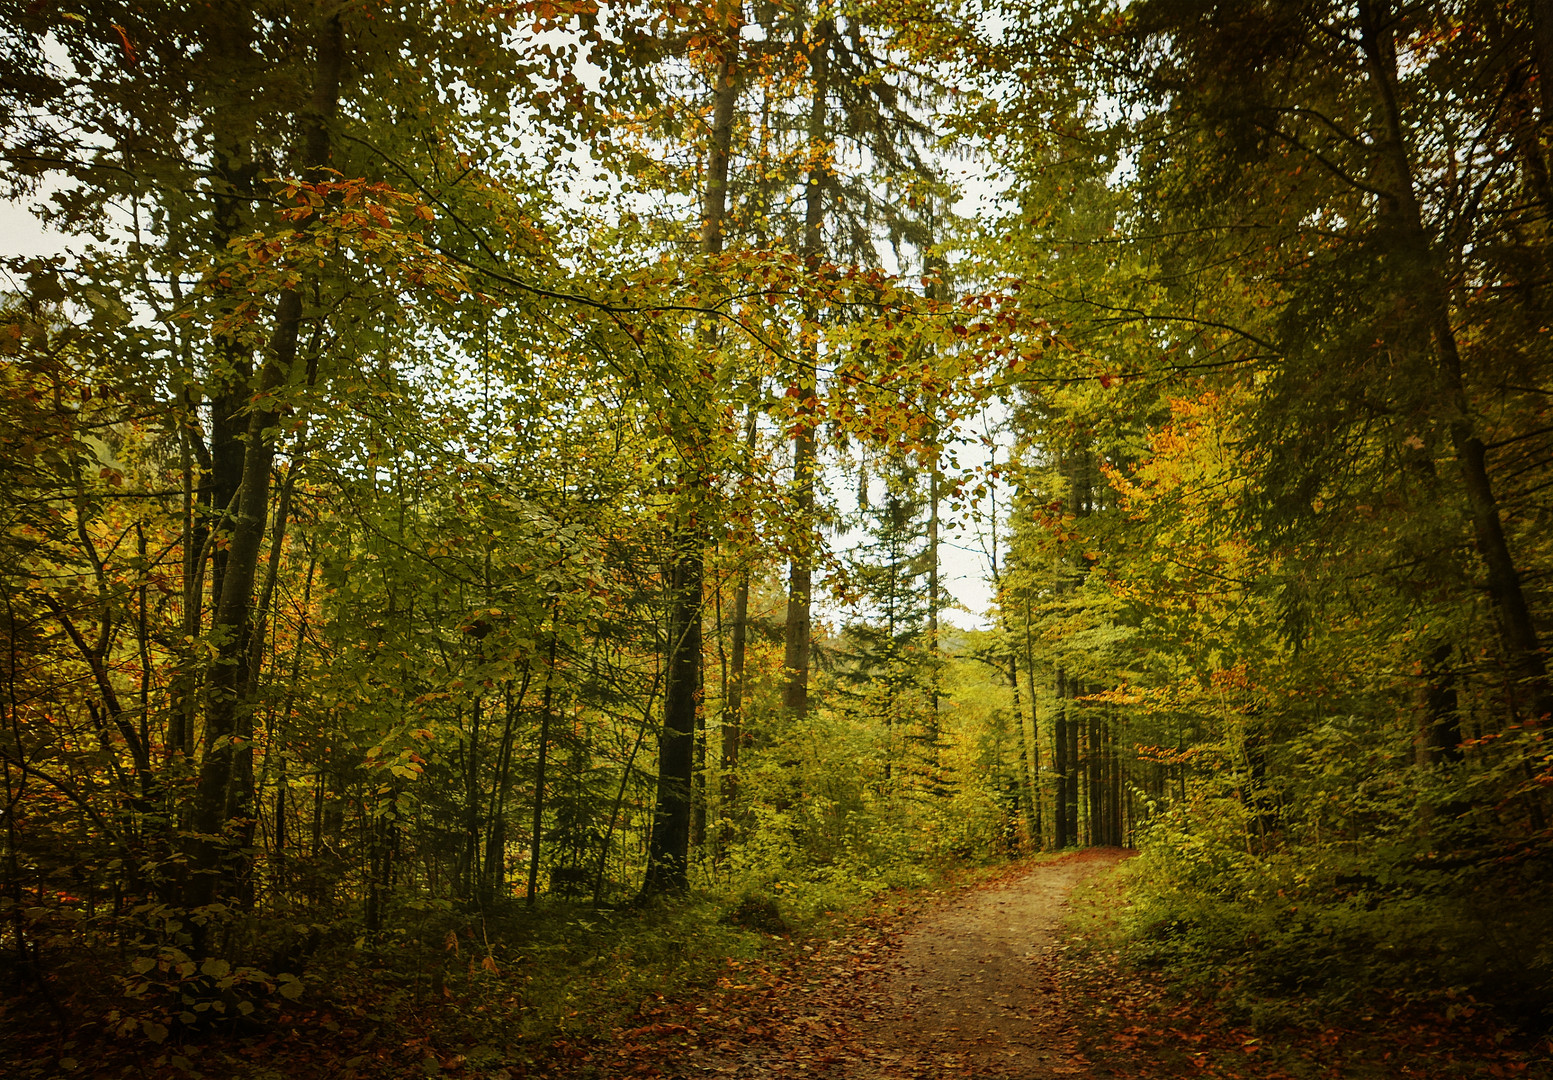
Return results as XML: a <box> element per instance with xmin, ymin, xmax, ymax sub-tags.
<box><xmin>969</xmin><ymin>0</ymin><xmax>1553</xmax><ymax>1031</ymax></box>
<box><xmin>1121</xmin><ymin>748</ymin><xmax>1553</xmax><ymax>1026</ymax></box>
<box><xmin>14</xmin><ymin>0</ymin><xmax>1553</xmax><ymax>1061</ymax></box>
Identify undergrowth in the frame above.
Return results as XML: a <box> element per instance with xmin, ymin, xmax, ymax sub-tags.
<box><xmin>0</xmin><ymin>848</ymin><xmax>995</xmax><ymax>1080</ymax></box>
<box><xmin>1056</xmin><ymin>854</ymin><xmax>1553</xmax><ymax>1080</ymax></box>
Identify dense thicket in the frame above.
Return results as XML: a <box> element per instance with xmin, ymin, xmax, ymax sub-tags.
<box><xmin>2</xmin><ymin>0</ymin><xmax>1550</xmax><ymax>1056</ymax></box>
<box><xmin>983</xmin><ymin>0</ymin><xmax>1553</xmax><ymax>1024</ymax></box>
<box><xmin>0</xmin><ymin>0</ymin><xmax>1030</xmax><ymax>1049</ymax></box>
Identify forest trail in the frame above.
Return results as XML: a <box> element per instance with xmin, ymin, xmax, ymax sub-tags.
<box><xmin>697</xmin><ymin>849</ymin><xmax>1129</xmax><ymax>1080</ymax></box>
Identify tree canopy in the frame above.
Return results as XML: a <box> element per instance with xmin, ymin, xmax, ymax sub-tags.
<box><xmin>2</xmin><ymin>0</ymin><xmax>1551</xmax><ymax>1071</ymax></box>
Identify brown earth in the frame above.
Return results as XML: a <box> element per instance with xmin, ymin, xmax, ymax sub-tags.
<box><xmin>693</xmin><ymin>848</ymin><xmax>1131</xmax><ymax>1079</ymax></box>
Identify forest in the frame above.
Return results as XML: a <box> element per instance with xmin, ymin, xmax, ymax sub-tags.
<box><xmin>2</xmin><ymin>0</ymin><xmax>1552</xmax><ymax>1077</ymax></box>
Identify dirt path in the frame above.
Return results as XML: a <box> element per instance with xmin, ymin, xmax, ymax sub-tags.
<box><xmin>698</xmin><ymin>848</ymin><xmax>1130</xmax><ymax>1080</ymax></box>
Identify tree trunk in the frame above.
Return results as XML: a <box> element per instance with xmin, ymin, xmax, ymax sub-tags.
<box><xmin>642</xmin><ymin>545</ymin><xmax>702</xmax><ymax>896</ymax></box>
<box><xmin>527</xmin><ymin>631</ymin><xmax>559</xmax><ymax>904</ymax></box>
<box><xmin>1054</xmin><ymin>669</ymin><xmax>1069</xmax><ymax>849</ymax></box>
<box><xmin>1023</xmin><ymin>604</ymin><xmax>1042</xmax><ymax>846</ymax></box>
<box><xmin>641</xmin><ymin>26</ymin><xmax>739</xmax><ymax>896</ymax></box>
<box><xmin>1533</xmin><ymin>0</ymin><xmax>1553</xmax><ymax>123</ymax></box>
<box><xmin>1416</xmin><ymin>641</ymin><xmax>1463</xmax><ymax>765</ymax></box>
<box><xmin>927</xmin><ymin>444</ymin><xmax>941</xmax><ymax>754</ymax></box>
<box><xmin>1009</xmin><ymin>649</ymin><xmax>1036</xmax><ymax>843</ymax></box>
<box><xmin>782</xmin><ymin>17</ymin><xmax>832</xmax><ymax>723</ymax></box>
<box><xmin>1087</xmin><ymin>706</ymin><xmax>1102</xmax><ymax>847</ymax></box>
<box><xmin>721</xmin><ymin>412</ymin><xmax>757</xmax><ymax>841</ymax></box>
<box><xmin>183</xmin><ymin>4</ymin><xmax>343</xmax><ymax>917</ymax></box>
<box><xmin>1108</xmin><ymin>716</ymin><xmax>1123</xmax><ymax>846</ymax></box>
<box><xmin>1066</xmin><ymin>689</ymin><xmax>1081</xmax><ymax>845</ymax></box>
<box><xmin>1360</xmin><ymin>0</ymin><xmax>1552</xmax><ymax>727</ymax></box>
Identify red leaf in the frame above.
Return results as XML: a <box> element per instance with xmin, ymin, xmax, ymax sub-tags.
<box><xmin>110</xmin><ymin>23</ymin><xmax>138</xmax><ymax>67</ymax></box>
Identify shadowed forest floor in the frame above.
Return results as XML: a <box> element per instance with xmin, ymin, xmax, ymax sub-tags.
<box><xmin>688</xmin><ymin>848</ymin><xmax>1121</xmax><ymax>1079</ymax></box>
<box><xmin>9</xmin><ymin>852</ymin><xmax>1549</xmax><ymax>1079</ymax></box>
<box><xmin>568</xmin><ymin>851</ymin><xmax>1549</xmax><ymax>1080</ymax></box>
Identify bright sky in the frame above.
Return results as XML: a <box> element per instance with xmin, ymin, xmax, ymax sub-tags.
<box><xmin>1</xmin><ymin>196</ymin><xmax>74</xmax><ymax>259</ymax></box>
<box><xmin>0</xmin><ymin>14</ymin><xmax>1010</xmax><ymax>628</ymax></box>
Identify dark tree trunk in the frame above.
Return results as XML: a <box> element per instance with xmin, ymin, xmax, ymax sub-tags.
<box><xmin>1009</xmin><ymin>650</ymin><xmax>1037</xmax><ymax>844</ymax></box>
<box><xmin>1054</xmin><ymin>669</ymin><xmax>1069</xmax><ymax>849</ymax></box>
<box><xmin>721</xmin><ymin>405</ymin><xmax>759</xmax><ymax>839</ymax></box>
<box><xmin>1360</xmin><ymin>1</ymin><xmax>1552</xmax><ymax>728</ymax></box>
<box><xmin>183</xmin><ymin>5</ymin><xmax>343</xmax><ymax>916</ymax></box>
<box><xmin>642</xmin><ymin>547</ymin><xmax>702</xmax><ymax>896</ymax></box>
<box><xmin>1024</xmin><ymin>605</ymin><xmax>1042</xmax><ymax>846</ymax></box>
<box><xmin>528</xmin><ymin>631</ymin><xmax>559</xmax><ymax>904</ymax></box>
<box><xmin>1066</xmin><ymin>690</ymin><xmax>1081</xmax><ymax>845</ymax></box>
<box><xmin>1087</xmin><ymin>706</ymin><xmax>1102</xmax><ymax>847</ymax></box>
<box><xmin>1108</xmin><ymin>717</ymin><xmax>1123</xmax><ymax>846</ymax></box>
<box><xmin>640</xmin><ymin>24</ymin><xmax>740</xmax><ymax>897</ymax></box>
<box><xmin>782</xmin><ymin>18</ymin><xmax>832</xmax><ymax>723</ymax></box>
<box><xmin>1417</xmin><ymin>641</ymin><xmax>1463</xmax><ymax>765</ymax></box>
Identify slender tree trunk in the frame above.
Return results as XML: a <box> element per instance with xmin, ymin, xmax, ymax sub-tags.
<box><xmin>1360</xmin><ymin>1</ymin><xmax>1552</xmax><ymax>730</ymax></box>
<box><xmin>1023</xmin><ymin>603</ymin><xmax>1042</xmax><ymax>846</ymax></box>
<box><xmin>1416</xmin><ymin>641</ymin><xmax>1463</xmax><ymax>765</ymax></box>
<box><xmin>1087</xmin><ymin>707</ymin><xmax>1102</xmax><ymax>847</ymax></box>
<box><xmin>184</xmin><ymin>4</ymin><xmax>343</xmax><ymax>916</ymax></box>
<box><xmin>641</xmin><ymin>25</ymin><xmax>740</xmax><ymax>896</ymax></box>
<box><xmin>721</xmin><ymin>412</ymin><xmax>757</xmax><ymax>842</ymax></box>
<box><xmin>1109</xmin><ymin>717</ymin><xmax>1123</xmax><ymax>846</ymax></box>
<box><xmin>171</xmin><ymin>403</ymin><xmax>203</xmax><ymax>766</ymax></box>
<box><xmin>528</xmin><ymin>630</ymin><xmax>559</xmax><ymax>905</ymax></box>
<box><xmin>923</xmin><ymin>260</ymin><xmax>945</xmax><ymax>745</ymax></box>
<box><xmin>1009</xmin><ymin>651</ymin><xmax>1036</xmax><ymax>844</ymax></box>
<box><xmin>594</xmin><ymin>675</ymin><xmax>662</xmax><ymax>905</ymax></box>
<box><xmin>485</xmin><ymin>672</ymin><xmax>532</xmax><ymax>905</ymax></box>
<box><xmin>693</xmin><ymin>663</ymin><xmax>708</xmax><ymax>849</ymax></box>
<box><xmin>927</xmin><ymin>447</ymin><xmax>941</xmax><ymax>757</ymax></box>
<box><xmin>722</xmin><ymin>577</ymin><xmax>749</xmax><ymax>803</ymax></box>
<box><xmin>1054</xmin><ymin>669</ymin><xmax>1069</xmax><ymax>849</ymax></box>
<box><xmin>269</xmin><ymin>553</ymin><xmax>314</xmax><ymax>899</ymax></box>
<box><xmin>465</xmin><ymin>697</ymin><xmax>486</xmax><ymax>898</ymax></box>
<box><xmin>1533</xmin><ymin>0</ymin><xmax>1553</xmax><ymax>123</ymax></box>
<box><xmin>1066</xmin><ymin>688</ymin><xmax>1081</xmax><ymax>845</ymax></box>
<box><xmin>782</xmin><ymin>17</ymin><xmax>832</xmax><ymax>723</ymax></box>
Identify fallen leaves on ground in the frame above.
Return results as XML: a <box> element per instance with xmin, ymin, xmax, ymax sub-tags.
<box><xmin>1050</xmin><ymin>937</ymin><xmax>1553</xmax><ymax>1080</ymax></box>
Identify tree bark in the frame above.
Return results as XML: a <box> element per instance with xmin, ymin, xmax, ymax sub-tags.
<box><xmin>1054</xmin><ymin>669</ymin><xmax>1069</xmax><ymax>849</ymax></box>
<box><xmin>1087</xmin><ymin>707</ymin><xmax>1102</xmax><ymax>846</ymax></box>
<box><xmin>184</xmin><ymin>4</ymin><xmax>343</xmax><ymax>914</ymax></box>
<box><xmin>782</xmin><ymin>17</ymin><xmax>832</xmax><ymax>723</ymax></box>
<box><xmin>641</xmin><ymin>19</ymin><xmax>740</xmax><ymax>896</ymax></box>
<box><xmin>528</xmin><ymin>630</ymin><xmax>559</xmax><ymax>905</ymax></box>
<box><xmin>1533</xmin><ymin>0</ymin><xmax>1553</xmax><ymax>123</ymax></box>
<box><xmin>642</xmin><ymin>545</ymin><xmax>702</xmax><ymax>895</ymax></box>
<box><xmin>1360</xmin><ymin>0</ymin><xmax>1552</xmax><ymax>727</ymax></box>
<box><xmin>1008</xmin><ymin>649</ymin><xmax>1036</xmax><ymax>844</ymax></box>
<box><xmin>721</xmin><ymin>404</ymin><xmax>759</xmax><ymax>843</ymax></box>
<box><xmin>1416</xmin><ymin>641</ymin><xmax>1463</xmax><ymax>765</ymax></box>
<box><xmin>1023</xmin><ymin>602</ymin><xmax>1043</xmax><ymax>846</ymax></box>
<box><xmin>1066</xmin><ymin>687</ymin><xmax>1081</xmax><ymax>845</ymax></box>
